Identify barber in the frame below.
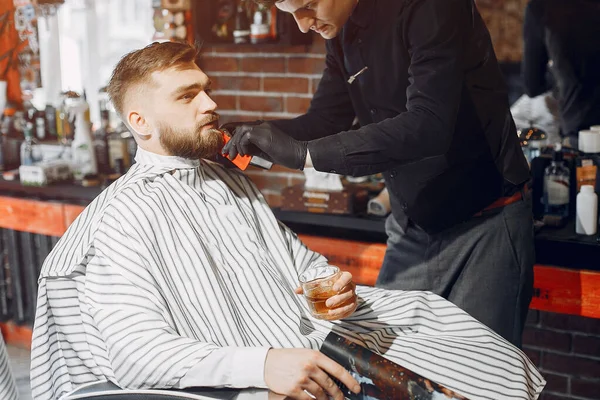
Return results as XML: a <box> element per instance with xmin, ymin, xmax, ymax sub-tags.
<box><xmin>223</xmin><ymin>0</ymin><xmax>533</xmax><ymax>347</ymax></box>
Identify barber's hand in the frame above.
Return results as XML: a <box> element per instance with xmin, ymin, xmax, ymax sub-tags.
<box><xmin>220</xmin><ymin>120</ymin><xmax>264</xmax><ymax>135</ymax></box>
<box><xmin>222</xmin><ymin>122</ymin><xmax>308</xmax><ymax>170</ymax></box>
<box><xmin>264</xmin><ymin>348</ymin><xmax>361</xmax><ymax>400</ymax></box>
<box><xmin>295</xmin><ymin>271</ymin><xmax>358</xmax><ymax>320</ymax></box>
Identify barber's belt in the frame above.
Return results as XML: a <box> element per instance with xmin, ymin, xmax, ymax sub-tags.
<box><xmin>474</xmin><ymin>186</ymin><xmax>529</xmax><ymax>217</ymax></box>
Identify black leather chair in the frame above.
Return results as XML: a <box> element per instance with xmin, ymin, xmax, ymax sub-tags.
<box><xmin>62</xmin><ymin>380</ymin><xmax>242</xmax><ymax>400</ymax></box>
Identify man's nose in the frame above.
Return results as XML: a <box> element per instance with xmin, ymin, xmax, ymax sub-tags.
<box><xmin>293</xmin><ymin>13</ymin><xmax>313</xmax><ymax>34</ymax></box>
<box><xmin>198</xmin><ymin>91</ymin><xmax>217</xmax><ymax>113</ymax></box>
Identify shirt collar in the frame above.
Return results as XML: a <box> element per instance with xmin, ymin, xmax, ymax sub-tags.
<box><xmin>349</xmin><ymin>0</ymin><xmax>376</xmax><ymax>29</ymax></box>
<box><xmin>134</xmin><ymin>146</ymin><xmax>201</xmax><ymax>169</ymax></box>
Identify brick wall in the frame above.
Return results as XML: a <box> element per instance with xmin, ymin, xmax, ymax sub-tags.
<box><xmin>198</xmin><ymin>38</ymin><xmax>328</xmax><ymax>207</ymax></box>
<box><xmin>198</xmin><ymin>22</ymin><xmax>600</xmax><ymax>400</ymax></box>
<box><xmin>524</xmin><ymin>311</ymin><xmax>600</xmax><ymax>400</ymax></box>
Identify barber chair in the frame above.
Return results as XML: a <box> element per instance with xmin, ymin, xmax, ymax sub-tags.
<box><xmin>62</xmin><ymin>380</ymin><xmax>242</xmax><ymax>400</ymax></box>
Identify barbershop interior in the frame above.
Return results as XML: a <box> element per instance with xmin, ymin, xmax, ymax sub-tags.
<box><xmin>0</xmin><ymin>0</ymin><xmax>599</xmax><ymax>399</ymax></box>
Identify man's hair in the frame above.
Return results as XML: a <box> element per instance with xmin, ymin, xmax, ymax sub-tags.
<box><xmin>107</xmin><ymin>41</ymin><xmax>199</xmax><ymax>116</ymax></box>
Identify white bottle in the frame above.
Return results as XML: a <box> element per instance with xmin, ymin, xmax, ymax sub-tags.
<box><xmin>70</xmin><ymin>100</ymin><xmax>98</xmax><ymax>180</ymax></box>
<box><xmin>576</xmin><ymin>185</ymin><xmax>598</xmax><ymax>235</ymax></box>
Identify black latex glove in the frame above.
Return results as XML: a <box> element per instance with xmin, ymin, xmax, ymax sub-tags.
<box><xmin>222</xmin><ymin>122</ymin><xmax>308</xmax><ymax>170</ymax></box>
<box><xmin>220</xmin><ymin>120</ymin><xmax>264</xmax><ymax>135</ymax></box>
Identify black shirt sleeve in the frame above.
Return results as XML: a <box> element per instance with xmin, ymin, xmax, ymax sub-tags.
<box><xmin>269</xmin><ymin>48</ymin><xmax>356</xmax><ymax>141</ymax></box>
<box><xmin>522</xmin><ymin>0</ymin><xmax>550</xmax><ymax>98</ymax></box>
<box><xmin>308</xmin><ymin>0</ymin><xmax>470</xmax><ymax>176</ymax></box>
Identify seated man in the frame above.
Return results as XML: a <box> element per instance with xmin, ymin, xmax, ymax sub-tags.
<box><xmin>30</xmin><ymin>42</ymin><xmax>545</xmax><ymax>400</ymax></box>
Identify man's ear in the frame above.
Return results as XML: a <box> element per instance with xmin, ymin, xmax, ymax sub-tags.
<box><xmin>127</xmin><ymin>110</ymin><xmax>152</xmax><ymax>138</ymax></box>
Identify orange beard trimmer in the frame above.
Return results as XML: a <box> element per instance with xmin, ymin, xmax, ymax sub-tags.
<box><xmin>220</xmin><ymin>130</ymin><xmax>273</xmax><ymax>171</ymax></box>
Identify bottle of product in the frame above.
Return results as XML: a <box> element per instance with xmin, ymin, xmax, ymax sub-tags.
<box><xmin>34</xmin><ymin>109</ymin><xmax>46</xmax><ymax>141</ymax></box>
<box><xmin>576</xmin><ymin>185</ymin><xmax>598</xmax><ymax>235</ymax></box>
<box><xmin>70</xmin><ymin>99</ymin><xmax>98</xmax><ymax>181</ymax></box>
<box><xmin>250</xmin><ymin>4</ymin><xmax>271</xmax><ymax>44</ymax></box>
<box><xmin>21</xmin><ymin>122</ymin><xmax>35</xmax><ymax>166</ymax></box>
<box><xmin>108</xmin><ymin>125</ymin><xmax>131</xmax><ymax>172</ymax></box>
<box><xmin>543</xmin><ymin>144</ymin><xmax>570</xmax><ymax>218</ymax></box>
<box><xmin>233</xmin><ymin>0</ymin><xmax>251</xmax><ymax>44</ymax></box>
<box><xmin>94</xmin><ymin>108</ymin><xmax>111</xmax><ymax>175</ymax></box>
<box><xmin>45</xmin><ymin>104</ymin><xmax>57</xmax><ymax>139</ymax></box>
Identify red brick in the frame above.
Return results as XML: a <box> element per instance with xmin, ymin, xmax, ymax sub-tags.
<box><xmin>239</xmin><ymin>95</ymin><xmax>283</xmax><ymax>112</ymax></box>
<box><xmin>308</xmin><ymin>36</ymin><xmax>327</xmax><ymax>54</ymax></box>
<box><xmin>542</xmin><ymin>353</ymin><xmax>600</xmax><ymax>379</ymax></box>
<box><xmin>264</xmin><ymin>77</ymin><xmax>309</xmax><ymax>93</ymax></box>
<box><xmin>218</xmin><ymin>114</ymin><xmax>261</xmax><ymax>126</ymax></box>
<box><xmin>212</xmin><ymin>94</ymin><xmax>237</xmax><ymax>111</ymax></box>
<box><xmin>541</xmin><ymin>312</ymin><xmax>600</xmax><ymax>335</ymax></box>
<box><xmin>245</xmin><ymin>172</ymin><xmax>289</xmax><ymax>191</ymax></box>
<box><xmin>571</xmin><ymin>377</ymin><xmax>600</xmax><ymax>399</ymax></box>
<box><xmin>263</xmin><ymin>191</ymin><xmax>282</xmax><ymax>208</ymax></box>
<box><xmin>212</xmin><ymin>76</ymin><xmax>260</xmax><ymax>91</ymax></box>
<box><xmin>522</xmin><ymin>327</ymin><xmax>571</xmax><ymax>352</ymax></box>
<box><xmin>288</xmin><ymin>57</ymin><xmax>326</xmax><ymax>74</ymax></box>
<box><xmin>286</xmin><ymin>97</ymin><xmax>312</xmax><ymax>114</ymax></box>
<box><xmin>573</xmin><ymin>335</ymin><xmax>600</xmax><ymax>356</ymax></box>
<box><xmin>523</xmin><ymin>348</ymin><xmax>541</xmax><ymax>367</ymax></box>
<box><xmin>198</xmin><ymin>56</ymin><xmax>239</xmax><ymax>73</ymax></box>
<box><xmin>240</xmin><ymin>57</ymin><xmax>286</xmax><ymax>73</ymax></box>
<box><xmin>540</xmin><ymin>372</ymin><xmax>569</xmax><ymax>393</ymax></box>
<box><xmin>311</xmin><ymin>78</ymin><xmax>322</xmax><ymax>94</ymax></box>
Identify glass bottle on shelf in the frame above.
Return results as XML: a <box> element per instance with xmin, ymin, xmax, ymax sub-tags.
<box><xmin>233</xmin><ymin>0</ymin><xmax>251</xmax><ymax>44</ymax></box>
<box><xmin>250</xmin><ymin>4</ymin><xmax>271</xmax><ymax>44</ymax></box>
<box><xmin>21</xmin><ymin>122</ymin><xmax>37</xmax><ymax>166</ymax></box>
<box><xmin>543</xmin><ymin>144</ymin><xmax>570</xmax><ymax>218</ymax></box>
<box><xmin>94</xmin><ymin>108</ymin><xmax>112</xmax><ymax>176</ymax></box>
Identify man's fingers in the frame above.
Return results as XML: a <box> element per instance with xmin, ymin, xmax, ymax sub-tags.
<box><xmin>317</xmin><ymin>355</ymin><xmax>360</xmax><ymax>395</ymax></box>
<box><xmin>328</xmin><ymin>302</ymin><xmax>357</xmax><ymax>319</ymax></box>
<box><xmin>295</xmin><ymin>286</ymin><xmax>303</xmax><ymax>295</ymax></box>
<box><xmin>325</xmin><ymin>289</ymin><xmax>355</xmax><ymax>308</ymax></box>
<box><xmin>238</xmin><ymin>133</ymin><xmax>256</xmax><ymax>157</ymax></box>
<box><xmin>303</xmin><ymin>380</ymin><xmax>328</xmax><ymax>400</ymax></box>
<box><xmin>310</xmin><ymin>369</ymin><xmax>345</xmax><ymax>400</ymax></box>
<box><xmin>333</xmin><ymin>272</ymin><xmax>353</xmax><ymax>292</ymax></box>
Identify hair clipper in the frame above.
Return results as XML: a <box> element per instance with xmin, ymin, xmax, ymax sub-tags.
<box><xmin>220</xmin><ymin>129</ymin><xmax>273</xmax><ymax>170</ymax></box>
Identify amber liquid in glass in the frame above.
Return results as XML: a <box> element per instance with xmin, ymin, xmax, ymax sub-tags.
<box><xmin>305</xmin><ymin>287</ymin><xmax>356</xmax><ymax>320</ymax></box>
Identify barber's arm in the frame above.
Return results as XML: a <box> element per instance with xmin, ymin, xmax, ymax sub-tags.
<box><xmin>222</xmin><ymin>50</ymin><xmax>356</xmax><ymax>144</ymax></box>
<box><xmin>522</xmin><ymin>0</ymin><xmax>550</xmax><ymax>98</ymax></box>
<box><xmin>225</xmin><ymin>0</ymin><xmax>469</xmax><ymax>176</ymax></box>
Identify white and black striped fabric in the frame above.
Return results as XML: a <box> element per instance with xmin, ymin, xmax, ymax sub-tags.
<box><xmin>0</xmin><ymin>334</ymin><xmax>18</xmax><ymax>400</ymax></box>
<box><xmin>31</xmin><ymin>149</ymin><xmax>545</xmax><ymax>400</ymax></box>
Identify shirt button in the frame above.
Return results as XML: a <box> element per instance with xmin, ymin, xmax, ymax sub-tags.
<box><xmin>358</xmin><ymin>39</ymin><xmax>362</xmax><ymax>45</ymax></box>
<box><xmin>329</xmin><ymin>169</ymin><xmax>337</xmax><ymax>173</ymax></box>
<box><xmin>370</xmin><ymin>108</ymin><xmax>377</xmax><ymax>115</ymax></box>
<box><xmin>389</xmin><ymin>170</ymin><xmax>396</xmax><ymax>178</ymax></box>
<box><xmin>402</xmin><ymin>203</ymin><xmax>408</xmax><ymax>211</ymax></box>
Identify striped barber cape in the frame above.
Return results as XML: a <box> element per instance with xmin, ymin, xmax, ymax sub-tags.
<box><xmin>30</xmin><ymin>147</ymin><xmax>545</xmax><ymax>400</ymax></box>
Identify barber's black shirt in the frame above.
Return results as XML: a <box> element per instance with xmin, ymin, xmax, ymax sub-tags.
<box><xmin>523</xmin><ymin>0</ymin><xmax>600</xmax><ymax>138</ymax></box>
<box><xmin>272</xmin><ymin>0</ymin><xmax>530</xmax><ymax>234</ymax></box>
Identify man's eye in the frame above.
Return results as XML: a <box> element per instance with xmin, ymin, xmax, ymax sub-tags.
<box><xmin>205</xmin><ymin>89</ymin><xmax>213</xmax><ymax>96</ymax></box>
<box><xmin>181</xmin><ymin>93</ymin><xmax>195</xmax><ymax>101</ymax></box>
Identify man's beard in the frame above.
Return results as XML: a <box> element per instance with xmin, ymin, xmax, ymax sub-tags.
<box><xmin>158</xmin><ymin>115</ymin><xmax>224</xmax><ymax>160</ymax></box>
